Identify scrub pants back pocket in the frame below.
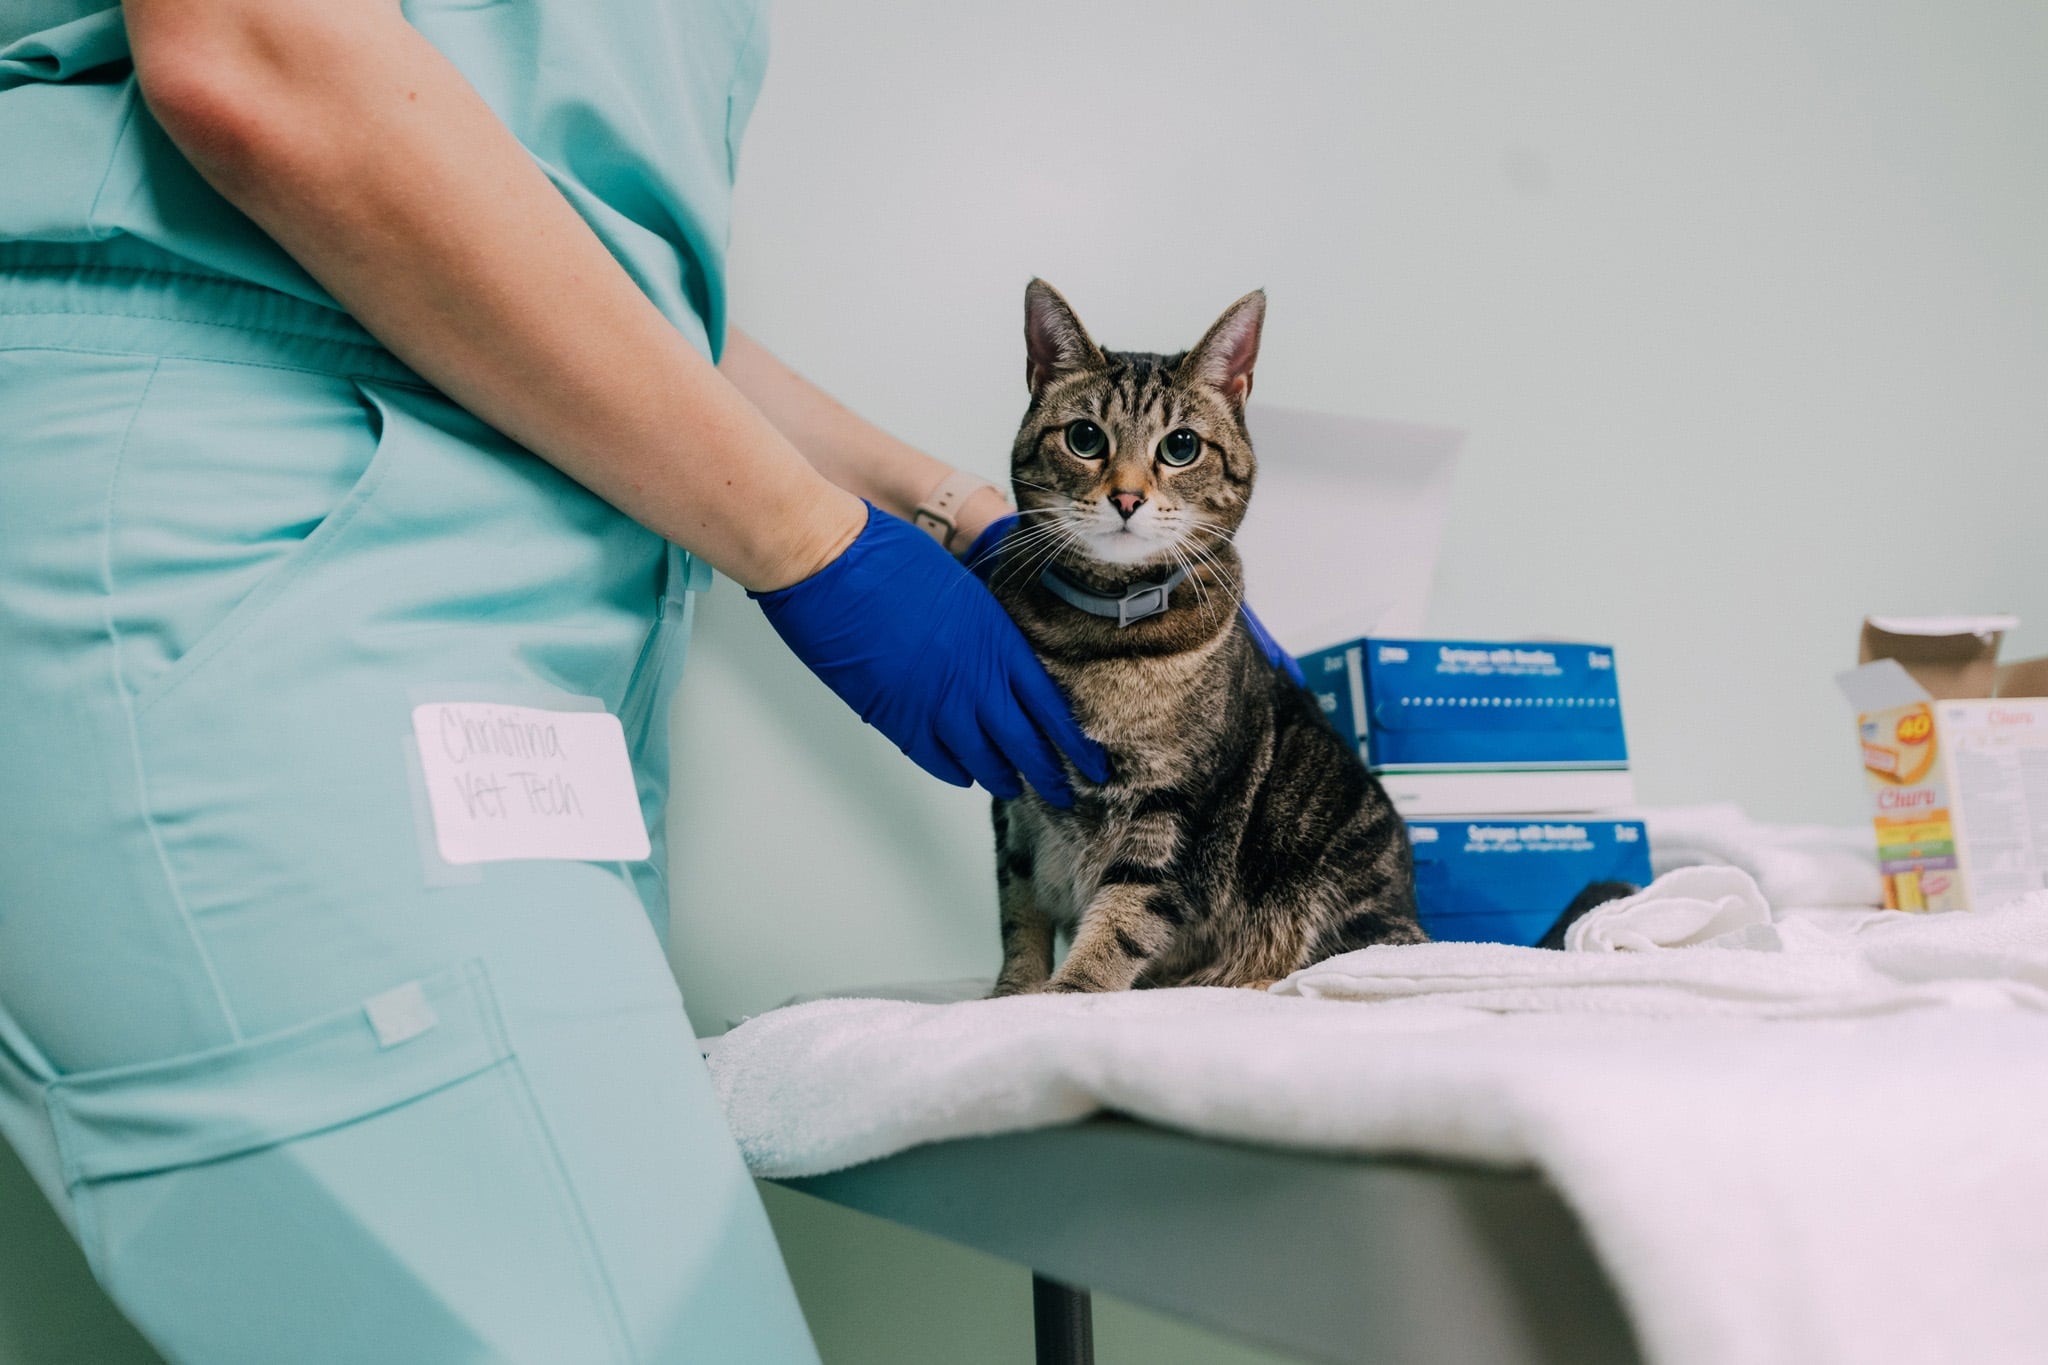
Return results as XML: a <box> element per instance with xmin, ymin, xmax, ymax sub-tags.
<box><xmin>45</xmin><ymin>962</ymin><xmax>632</xmax><ymax>1365</ymax></box>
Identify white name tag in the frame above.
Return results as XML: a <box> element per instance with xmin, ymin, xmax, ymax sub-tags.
<box><xmin>411</xmin><ymin>703</ymin><xmax>650</xmax><ymax>866</ymax></box>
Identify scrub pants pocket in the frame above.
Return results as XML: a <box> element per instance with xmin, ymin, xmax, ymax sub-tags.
<box><xmin>47</xmin><ymin>962</ymin><xmax>633</xmax><ymax>1365</ymax></box>
<box><xmin>101</xmin><ymin>360</ymin><xmax>404</xmax><ymax>713</ymax></box>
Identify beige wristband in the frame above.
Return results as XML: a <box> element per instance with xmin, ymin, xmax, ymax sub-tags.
<box><xmin>912</xmin><ymin>468</ymin><xmax>997</xmax><ymax>553</ymax></box>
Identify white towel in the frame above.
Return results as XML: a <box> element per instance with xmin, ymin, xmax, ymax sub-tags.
<box><xmin>1284</xmin><ymin>873</ymin><xmax>2048</xmax><ymax>1018</ymax></box>
<box><xmin>1633</xmin><ymin>802</ymin><xmax>1882</xmax><ymax>907</ymax></box>
<box><xmin>1562</xmin><ymin>864</ymin><xmax>1775</xmax><ymax>951</ymax></box>
<box><xmin>709</xmin><ymin>880</ymin><xmax>2048</xmax><ymax>1365</ymax></box>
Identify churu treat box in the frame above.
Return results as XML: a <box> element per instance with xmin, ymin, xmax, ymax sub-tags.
<box><xmin>1407</xmin><ymin>818</ymin><xmax>1653</xmax><ymax>946</ymax></box>
<box><xmin>1837</xmin><ymin>616</ymin><xmax>2048</xmax><ymax>913</ymax></box>
<box><xmin>1300</xmin><ymin>637</ymin><xmax>1635</xmax><ymax>815</ymax></box>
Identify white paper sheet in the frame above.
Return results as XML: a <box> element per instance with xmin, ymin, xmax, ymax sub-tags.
<box><xmin>1234</xmin><ymin>405</ymin><xmax>1462</xmax><ymax>655</ymax></box>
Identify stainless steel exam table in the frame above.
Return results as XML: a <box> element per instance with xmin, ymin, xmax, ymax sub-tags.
<box><xmin>772</xmin><ymin>1114</ymin><xmax>1642</xmax><ymax>1365</ymax></box>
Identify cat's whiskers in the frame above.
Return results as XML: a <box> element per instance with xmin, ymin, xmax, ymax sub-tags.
<box><xmin>1167</xmin><ymin>542</ymin><xmax>1212</xmax><ymax>613</ymax></box>
<box><xmin>982</xmin><ymin>526</ymin><xmax>1073</xmax><ymax>587</ymax></box>
<box><xmin>1177</xmin><ymin>530</ymin><xmax>1245</xmax><ymax>615</ymax></box>
<box><xmin>990</xmin><ymin>506</ymin><xmax>1075</xmax><ymax>538</ymax></box>
<box><xmin>995</xmin><ymin>511</ymin><xmax>1073</xmax><ymax>543</ymax></box>
<box><xmin>1185</xmin><ymin>520</ymin><xmax>1243</xmax><ymax>559</ymax></box>
<box><xmin>991</xmin><ymin>514</ymin><xmax>1087</xmax><ymax>594</ymax></box>
<box><xmin>1179</xmin><ymin>540</ymin><xmax>1236</xmax><ymax>609</ymax></box>
<box><xmin>966</xmin><ymin>515</ymin><xmax>1069</xmax><ymax>577</ymax></box>
<box><xmin>1006</xmin><ymin>527</ymin><xmax>1087</xmax><ymax>596</ymax></box>
<box><xmin>988</xmin><ymin>515</ymin><xmax>1073</xmax><ymax>550</ymax></box>
<box><xmin>1184</xmin><ymin>514</ymin><xmax>1241</xmax><ymax>545</ymax></box>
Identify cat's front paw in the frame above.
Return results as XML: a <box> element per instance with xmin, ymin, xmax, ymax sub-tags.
<box><xmin>1035</xmin><ymin>977</ymin><xmax>1108</xmax><ymax>995</ymax></box>
<box><xmin>990</xmin><ymin>977</ymin><xmax>1100</xmax><ymax>997</ymax></box>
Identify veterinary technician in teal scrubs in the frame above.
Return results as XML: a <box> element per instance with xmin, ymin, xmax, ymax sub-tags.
<box><xmin>0</xmin><ymin>2</ymin><xmax>1108</xmax><ymax>1361</ymax></box>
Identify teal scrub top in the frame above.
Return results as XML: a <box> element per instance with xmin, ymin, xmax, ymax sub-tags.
<box><xmin>0</xmin><ymin>0</ymin><xmax>768</xmax><ymax>360</ymax></box>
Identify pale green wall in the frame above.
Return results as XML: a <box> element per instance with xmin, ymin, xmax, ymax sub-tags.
<box><xmin>6</xmin><ymin>2</ymin><xmax>2047</xmax><ymax>1362</ymax></box>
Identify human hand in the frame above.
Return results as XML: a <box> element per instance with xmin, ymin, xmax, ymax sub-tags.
<box><xmin>752</xmin><ymin>504</ymin><xmax>1111</xmax><ymax>806</ymax></box>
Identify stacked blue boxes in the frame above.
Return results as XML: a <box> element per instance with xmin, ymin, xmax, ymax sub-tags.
<box><xmin>1299</xmin><ymin>637</ymin><xmax>1649</xmax><ymax>945</ymax></box>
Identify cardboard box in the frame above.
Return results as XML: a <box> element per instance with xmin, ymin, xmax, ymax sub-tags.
<box><xmin>1408</xmin><ymin>818</ymin><xmax>1653</xmax><ymax>946</ymax></box>
<box><xmin>1301</xmin><ymin>636</ymin><xmax>1634</xmax><ymax>815</ymax></box>
<box><xmin>1837</xmin><ymin>616</ymin><xmax>2048</xmax><ymax>913</ymax></box>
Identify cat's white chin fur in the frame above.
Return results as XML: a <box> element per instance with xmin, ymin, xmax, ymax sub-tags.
<box><xmin>1080</xmin><ymin>527</ymin><xmax>1176</xmax><ymax>566</ymax></box>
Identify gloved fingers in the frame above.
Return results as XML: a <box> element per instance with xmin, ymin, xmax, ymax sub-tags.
<box><xmin>910</xmin><ymin>744</ymin><xmax>977</xmax><ymax>789</ymax></box>
<box><xmin>1009</xmin><ymin>660</ymin><xmax>1111</xmax><ymax>785</ymax></box>
<box><xmin>982</xmin><ymin>705</ymin><xmax>1076</xmax><ymax>808</ymax></box>
<box><xmin>936</xmin><ymin>715</ymin><xmax>1026</xmax><ymax>802</ymax></box>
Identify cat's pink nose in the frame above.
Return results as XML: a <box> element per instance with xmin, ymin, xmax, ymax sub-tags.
<box><xmin>1110</xmin><ymin>490</ymin><xmax>1146</xmax><ymax>520</ymax></box>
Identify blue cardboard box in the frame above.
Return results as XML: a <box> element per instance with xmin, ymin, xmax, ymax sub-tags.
<box><xmin>1407</xmin><ymin>818</ymin><xmax>1653</xmax><ymax>946</ymax></box>
<box><xmin>1301</xmin><ymin>637</ymin><xmax>1634</xmax><ymax>814</ymax></box>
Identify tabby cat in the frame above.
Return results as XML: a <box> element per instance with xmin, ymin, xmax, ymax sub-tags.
<box><xmin>983</xmin><ymin>281</ymin><xmax>1424</xmax><ymax>995</ymax></box>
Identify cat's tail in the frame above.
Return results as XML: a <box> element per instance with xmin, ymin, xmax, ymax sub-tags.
<box><xmin>1532</xmin><ymin>880</ymin><xmax>1640</xmax><ymax>951</ymax></box>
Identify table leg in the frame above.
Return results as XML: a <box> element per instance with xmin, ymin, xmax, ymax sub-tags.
<box><xmin>1032</xmin><ymin>1273</ymin><xmax>1095</xmax><ymax>1365</ymax></box>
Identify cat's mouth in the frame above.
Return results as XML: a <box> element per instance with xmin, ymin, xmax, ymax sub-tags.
<box><xmin>1081</xmin><ymin>525</ymin><xmax>1166</xmax><ymax>566</ymax></box>
<box><xmin>1077</xmin><ymin>500</ymin><xmax>1179</xmax><ymax>567</ymax></box>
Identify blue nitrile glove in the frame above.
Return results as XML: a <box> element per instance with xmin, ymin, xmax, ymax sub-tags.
<box><xmin>752</xmin><ymin>503</ymin><xmax>1110</xmax><ymax>806</ymax></box>
<box><xmin>1237</xmin><ymin>599</ymin><xmax>1307</xmax><ymax>687</ymax></box>
<box><xmin>964</xmin><ymin>514</ymin><xmax>1306</xmax><ymax>686</ymax></box>
<box><xmin>959</xmin><ymin>514</ymin><xmax>1020</xmax><ymax>580</ymax></box>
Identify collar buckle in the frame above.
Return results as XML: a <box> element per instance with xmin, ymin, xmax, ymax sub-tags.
<box><xmin>1037</xmin><ymin>563</ymin><xmax>1190</xmax><ymax>628</ymax></box>
<box><xmin>1116</xmin><ymin>581</ymin><xmax>1171</xmax><ymax>627</ymax></box>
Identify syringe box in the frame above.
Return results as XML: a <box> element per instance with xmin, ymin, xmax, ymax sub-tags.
<box><xmin>1301</xmin><ymin>636</ymin><xmax>1634</xmax><ymax>815</ymax></box>
<box><xmin>1407</xmin><ymin>818</ymin><xmax>1653</xmax><ymax>946</ymax></box>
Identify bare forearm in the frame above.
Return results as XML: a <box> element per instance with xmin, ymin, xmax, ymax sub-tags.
<box><xmin>720</xmin><ymin>328</ymin><xmax>1011</xmax><ymax>552</ymax></box>
<box><xmin>126</xmin><ymin>0</ymin><xmax>861</xmax><ymax>591</ymax></box>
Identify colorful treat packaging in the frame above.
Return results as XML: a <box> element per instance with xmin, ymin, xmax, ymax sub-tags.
<box><xmin>1837</xmin><ymin>617</ymin><xmax>2048</xmax><ymax>912</ymax></box>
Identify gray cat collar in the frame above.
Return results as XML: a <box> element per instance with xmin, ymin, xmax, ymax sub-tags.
<box><xmin>1039</xmin><ymin>564</ymin><xmax>1190</xmax><ymax>627</ymax></box>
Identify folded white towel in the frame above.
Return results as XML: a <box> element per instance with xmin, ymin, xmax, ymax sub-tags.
<box><xmin>709</xmin><ymin>879</ymin><xmax>2048</xmax><ymax>1365</ymax></box>
<box><xmin>1562</xmin><ymin>864</ymin><xmax>1773</xmax><ymax>951</ymax></box>
<box><xmin>1280</xmin><ymin>873</ymin><xmax>2048</xmax><ymax>1019</ymax></box>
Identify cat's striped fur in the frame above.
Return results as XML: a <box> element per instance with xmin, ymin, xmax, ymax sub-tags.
<box><xmin>986</xmin><ymin>281</ymin><xmax>1423</xmax><ymax>995</ymax></box>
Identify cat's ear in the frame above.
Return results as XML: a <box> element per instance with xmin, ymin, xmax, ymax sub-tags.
<box><xmin>1025</xmin><ymin>279</ymin><xmax>1104</xmax><ymax>397</ymax></box>
<box><xmin>1183</xmin><ymin>290</ymin><xmax>1266</xmax><ymax>408</ymax></box>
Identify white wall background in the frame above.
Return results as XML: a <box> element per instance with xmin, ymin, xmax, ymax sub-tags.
<box><xmin>6</xmin><ymin>4</ymin><xmax>2044</xmax><ymax>1364</ymax></box>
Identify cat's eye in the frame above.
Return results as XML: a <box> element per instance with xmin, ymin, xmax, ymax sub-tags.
<box><xmin>1065</xmin><ymin>420</ymin><xmax>1107</xmax><ymax>459</ymax></box>
<box><xmin>1158</xmin><ymin>428</ymin><xmax>1201</xmax><ymax>467</ymax></box>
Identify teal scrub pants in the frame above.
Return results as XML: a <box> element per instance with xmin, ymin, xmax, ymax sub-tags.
<box><xmin>0</xmin><ymin>249</ymin><xmax>820</xmax><ymax>1364</ymax></box>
